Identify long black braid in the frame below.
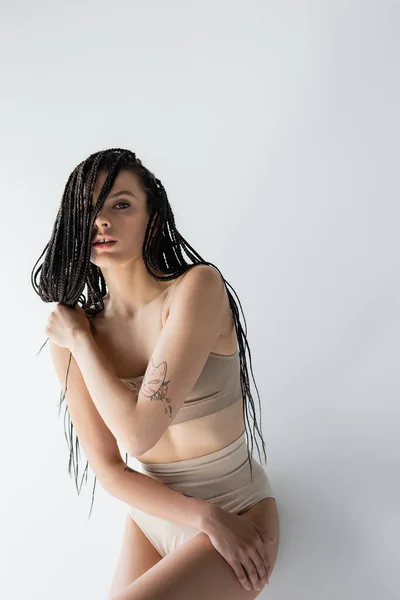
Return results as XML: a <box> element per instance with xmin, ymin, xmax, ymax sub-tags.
<box><xmin>31</xmin><ymin>148</ymin><xmax>268</xmax><ymax>519</ymax></box>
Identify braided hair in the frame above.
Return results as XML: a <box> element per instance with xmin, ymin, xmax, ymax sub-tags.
<box><xmin>31</xmin><ymin>148</ymin><xmax>268</xmax><ymax>519</ymax></box>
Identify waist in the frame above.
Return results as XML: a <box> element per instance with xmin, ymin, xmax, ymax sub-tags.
<box><xmin>135</xmin><ymin>397</ymin><xmax>245</xmax><ymax>464</ymax></box>
<box><xmin>136</xmin><ymin>430</ymin><xmax>271</xmax><ymax>507</ymax></box>
<box><xmin>137</xmin><ymin>430</ymin><xmax>250</xmax><ymax>480</ymax></box>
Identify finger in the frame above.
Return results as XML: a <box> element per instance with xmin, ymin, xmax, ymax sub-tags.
<box><xmin>252</xmin><ymin>526</ymin><xmax>270</xmax><ymax>568</ymax></box>
<box><xmin>251</xmin><ymin>531</ymin><xmax>272</xmax><ymax>582</ymax></box>
<box><xmin>242</xmin><ymin>553</ymin><xmax>264</xmax><ymax>591</ymax></box>
<box><xmin>254</xmin><ymin>523</ymin><xmax>275</xmax><ymax>545</ymax></box>
<box><xmin>231</xmin><ymin>561</ymin><xmax>253</xmax><ymax>591</ymax></box>
<box><xmin>253</xmin><ymin>527</ymin><xmax>273</xmax><ymax>582</ymax></box>
<box><xmin>247</xmin><ymin>547</ymin><xmax>268</xmax><ymax>588</ymax></box>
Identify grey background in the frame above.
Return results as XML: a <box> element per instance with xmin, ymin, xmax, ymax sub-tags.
<box><xmin>0</xmin><ymin>1</ymin><xmax>398</xmax><ymax>598</ymax></box>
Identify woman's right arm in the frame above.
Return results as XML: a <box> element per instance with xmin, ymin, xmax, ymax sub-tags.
<box><xmin>50</xmin><ymin>341</ymin><xmax>274</xmax><ymax>591</ymax></box>
<box><xmin>49</xmin><ymin>341</ymin><xmax>213</xmax><ymax>530</ymax></box>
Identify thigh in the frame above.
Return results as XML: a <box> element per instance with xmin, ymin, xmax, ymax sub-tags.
<box><xmin>108</xmin><ymin>512</ymin><xmax>162</xmax><ymax>600</ymax></box>
<box><xmin>112</xmin><ymin>497</ymin><xmax>280</xmax><ymax>600</ymax></box>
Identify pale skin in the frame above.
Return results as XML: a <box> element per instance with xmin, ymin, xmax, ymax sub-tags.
<box><xmin>138</xmin><ymin>359</ymin><xmax>174</xmax><ymax>419</ymax></box>
<box><xmin>47</xmin><ymin>168</ymin><xmax>280</xmax><ymax>599</ymax></box>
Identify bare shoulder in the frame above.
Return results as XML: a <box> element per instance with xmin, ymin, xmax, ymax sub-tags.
<box><xmin>165</xmin><ymin>264</ymin><xmax>232</xmax><ymax>339</ymax></box>
<box><xmin>175</xmin><ymin>263</ymin><xmax>225</xmax><ymax>293</ymax></box>
<box><xmin>169</xmin><ymin>264</ymin><xmax>226</xmax><ymax>309</ymax></box>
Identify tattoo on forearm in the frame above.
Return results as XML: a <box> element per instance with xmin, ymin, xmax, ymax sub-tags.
<box><xmin>141</xmin><ymin>359</ymin><xmax>173</xmax><ymax>419</ymax></box>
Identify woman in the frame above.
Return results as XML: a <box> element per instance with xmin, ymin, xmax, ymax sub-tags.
<box><xmin>32</xmin><ymin>148</ymin><xmax>280</xmax><ymax>599</ymax></box>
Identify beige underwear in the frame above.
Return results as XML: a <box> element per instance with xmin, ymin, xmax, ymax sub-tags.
<box><xmin>127</xmin><ymin>431</ymin><xmax>275</xmax><ymax>557</ymax></box>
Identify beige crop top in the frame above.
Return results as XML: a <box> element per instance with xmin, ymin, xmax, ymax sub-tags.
<box><xmin>119</xmin><ymin>349</ymin><xmax>242</xmax><ymax>425</ymax></box>
<box><xmin>118</xmin><ymin>265</ymin><xmax>243</xmax><ymax>425</ymax></box>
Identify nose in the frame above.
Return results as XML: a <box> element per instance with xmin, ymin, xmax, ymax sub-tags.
<box><xmin>94</xmin><ymin>209</ymin><xmax>112</xmax><ymax>228</ymax></box>
<box><xmin>92</xmin><ymin>214</ymin><xmax>112</xmax><ymax>241</ymax></box>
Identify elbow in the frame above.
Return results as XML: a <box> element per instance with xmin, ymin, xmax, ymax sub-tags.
<box><xmin>126</xmin><ymin>418</ymin><xmax>156</xmax><ymax>458</ymax></box>
<box><xmin>128</xmin><ymin>446</ymin><xmax>142</xmax><ymax>459</ymax></box>
<box><xmin>126</xmin><ymin>422</ymin><xmax>156</xmax><ymax>458</ymax></box>
<box><xmin>128</xmin><ymin>432</ymin><xmax>155</xmax><ymax>458</ymax></box>
<box><xmin>119</xmin><ymin>423</ymin><xmax>142</xmax><ymax>458</ymax></box>
<box><xmin>127</xmin><ymin>436</ymin><xmax>144</xmax><ymax>459</ymax></box>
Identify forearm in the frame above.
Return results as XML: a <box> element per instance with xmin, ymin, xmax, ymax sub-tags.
<box><xmin>70</xmin><ymin>331</ymin><xmax>137</xmax><ymax>453</ymax></box>
<box><xmin>101</xmin><ymin>459</ymin><xmax>216</xmax><ymax>531</ymax></box>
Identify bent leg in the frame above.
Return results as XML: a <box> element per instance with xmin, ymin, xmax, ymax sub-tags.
<box><xmin>113</xmin><ymin>497</ymin><xmax>280</xmax><ymax>600</ymax></box>
<box><xmin>108</xmin><ymin>512</ymin><xmax>162</xmax><ymax>600</ymax></box>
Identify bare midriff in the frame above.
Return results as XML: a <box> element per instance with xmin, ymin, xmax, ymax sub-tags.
<box><xmin>90</xmin><ymin>274</ymin><xmax>246</xmax><ymax>464</ymax></box>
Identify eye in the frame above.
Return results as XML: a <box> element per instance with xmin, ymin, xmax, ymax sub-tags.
<box><xmin>114</xmin><ymin>202</ymin><xmax>130</xmax><ymax>209</ymax></box>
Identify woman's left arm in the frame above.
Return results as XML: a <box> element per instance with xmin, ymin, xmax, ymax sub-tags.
<box><xmin>70</xmin><ymin>331</ymin><xmax>139</xmax><ymax>455</ymax></box>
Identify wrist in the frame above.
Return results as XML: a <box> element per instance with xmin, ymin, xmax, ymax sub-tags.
<box><xmin>69</xmin><ymin>329</ymin><xmax>92</xmax><ymax>356</ymax></box>
<box><xmin>193</xmin><ymin>498</ymin><xmax>223</xmax><ymax>533</ymax></box>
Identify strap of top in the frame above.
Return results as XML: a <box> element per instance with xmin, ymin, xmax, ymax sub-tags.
<box><xmin>161</xmin><ymin>272</ymin><xmax>185</xmax><ymax>315</ymax></box>
<box><xmin>162</xmin><ymin>267</ymin><xmax>194</xmax><ymax>309</ymax></box>
<box><xmin>162</xmin><ymin>277</ymin><xmax>179</xmax><ymax>312</ymax></box>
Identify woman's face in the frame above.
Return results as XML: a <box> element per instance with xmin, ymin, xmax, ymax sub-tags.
<box><xmin>89</xmin><ymin>169</ymin><xmax>149</xmax><ymax>268</ymax></box>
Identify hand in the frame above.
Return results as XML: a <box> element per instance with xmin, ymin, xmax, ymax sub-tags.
<box><xmin>201</xmin><ymin>504</ymin><xmax>275</xmax><ymax>591</ymax></box>
<box><xmin>45</xmin><ymin>302</ymin><xmax>92</xmax><ymax>350</ymax></box>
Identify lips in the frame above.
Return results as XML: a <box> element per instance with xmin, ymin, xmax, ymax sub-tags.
<box><xmin>93</xmin><ymin>241</ymin><xmax>117</xmax><ymax>250</ymax></box>
<box><xmin>92</xmin><ymin>234</ymin><xmax>117</xmax><ymax>245</ymax></box>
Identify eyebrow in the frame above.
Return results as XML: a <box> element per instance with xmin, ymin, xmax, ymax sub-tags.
<box><xmin>109</xmin><ymin>190</ymin><xmax>138</xmax><ymax>199</ymax></box>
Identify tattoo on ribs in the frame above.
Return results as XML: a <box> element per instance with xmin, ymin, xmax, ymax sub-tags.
<box><xmin>141</xmin><ymin>358</ymin><xmax>173</xmax><ymax>419</ymax></box>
